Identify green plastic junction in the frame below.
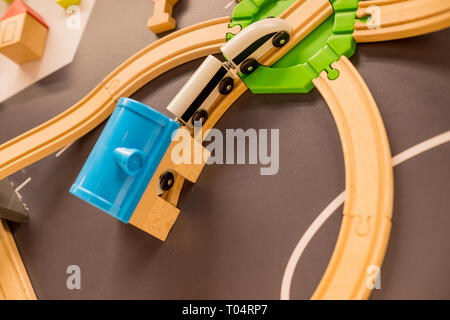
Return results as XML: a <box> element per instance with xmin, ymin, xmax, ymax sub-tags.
<box><xmin>228</xmin><ymin>0</ymin><xmax>361</xmax><ymax>94</ymax></box>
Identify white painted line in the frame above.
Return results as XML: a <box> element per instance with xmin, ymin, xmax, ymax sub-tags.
<box><xmin>56</xmin><ymin>143</ymin><xmax>73</xmax><ymax>157</ymax></box>
<box><xmin>225</xmin><ymin>0</ymin><xmax>236</xmax><ymax>9</ymax></box>
<box><xmin>280</xmin><ymin>130</ymin><xmax>450</xmax><ymax>300</ymax></box>
<box><xmin>392</xmin><ymin>131</ymin><xmax>450</xmax><ymax>166</ymax></box>
<box><xmin>15</xmin><ymin>177</ymin><xmax>31</xmax><ymax>193</ymax></box>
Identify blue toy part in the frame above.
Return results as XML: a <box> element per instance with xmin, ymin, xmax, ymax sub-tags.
<box><xmin>70</xmin><ymin>98</ymin><xmax>180</xmax><ymax>223</ymax></box>
<box><xmin>113</xmin><ymin>148</ymin><xmax>146</xmax><ymax>176</ymax></box>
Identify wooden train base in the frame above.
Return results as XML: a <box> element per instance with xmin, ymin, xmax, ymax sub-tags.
<box><xmin>0</xmin><ymin>0</ymin><xmax>448</xmax><ymax>300</ymax></box>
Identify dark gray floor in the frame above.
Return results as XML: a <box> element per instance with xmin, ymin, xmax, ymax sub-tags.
<box><xmin>0</xmin><ymin>0</ymin><xmax>449</xmax><ymax>299</ymax></box>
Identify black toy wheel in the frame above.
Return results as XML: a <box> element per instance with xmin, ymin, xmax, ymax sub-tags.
<box><xmin>218</xmin><ymin>77</ymin><xmax>234</xmax><ymax>95</ymax></box>
<box><xmin>191</xmin><ymin>109</ymin><xmax>208</xmax><ymax>126</ymax></box>
<box><xmin>159</xmin><ymin>171</ymin><xmax>175</xmax><ymax>191</ymax></box>
<box><xmin>240</xmin><ymin>58</ymin><xmax>259</xmax><ymax>75</ymax></box>
<box><xmin>272</xmin><ymin>31</ymin><xmax>290</xmax><ymax>48</ymax></box>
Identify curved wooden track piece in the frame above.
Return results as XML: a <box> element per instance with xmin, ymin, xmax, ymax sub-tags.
<box><xmin>354</xmin><ymin>0</ymin><xmax>450</xmax><ymax>42</ymax></box>
<box><xmin>0</xmin><ymin>220</ymin><xmax>36</xmax><ymax>300</ymax></box>
<box><xmin>311</xmin><ymin>56</ymin><xmax>394</xmax><ymax>300</ymax></box>
<box><xmin>0</xmin><ymin>17</ymin><xmax>235</xmax><ymax>181</ymax></box>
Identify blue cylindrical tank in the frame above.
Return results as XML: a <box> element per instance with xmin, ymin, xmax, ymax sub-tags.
<box><xmin>70</xmin><ymin>98</ymin><xmax>179</xmax><ymax>223</ymax></box>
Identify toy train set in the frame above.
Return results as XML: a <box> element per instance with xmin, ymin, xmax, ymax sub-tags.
<box><xmin>0</xmin><ymin>0</ymin><xmax>449</xmax><ymax>301</ymax></box>
<box><xmin>168</xmin><ymin>18</ymin><xmax>291</xmax><ymax>127</ymax></box>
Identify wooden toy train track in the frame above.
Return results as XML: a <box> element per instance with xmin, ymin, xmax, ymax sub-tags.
<box><xmin>0</xmin><ymin>0</ymin><xmax>449</xmax><ymax>300</ymax></box>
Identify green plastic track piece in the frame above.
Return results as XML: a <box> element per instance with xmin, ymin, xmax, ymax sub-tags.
<box><xmin>228</xmin><ymin>0</ymin><xmax>360</xmax><ymax>94</ymax></box>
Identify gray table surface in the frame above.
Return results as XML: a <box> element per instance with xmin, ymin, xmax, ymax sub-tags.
<box><xmin>0</xmin><ymin>0</ymin><xmax>449</xmax><ymax>299</ymax></box>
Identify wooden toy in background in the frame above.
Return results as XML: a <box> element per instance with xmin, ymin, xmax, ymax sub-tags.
<box><xmin>56</xmin><ymin>0</ymin><xmax>81</xmax><ymax>9</ymax></box>
<box><xmin>147</xmin><ymin>0</ymin><xmax>180</xmax><ymax>34</ymax></box>
<box><xmin>70</xmin><ymin>98</ymin><xmax>210</xmax><ymax>241</ymax></box>
<box><xmin>0</xmin><ymin>0</ymin><xmax>49</xmax><ymax>64</ymax></box>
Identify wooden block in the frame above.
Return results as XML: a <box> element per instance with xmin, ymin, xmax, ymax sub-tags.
<box><xmin>130</xmin><ymin>130</ymin><xmax>209</xmax><ymax>241</ymax></box>
<box><xmin>0</xmin><ymin>13</ymin><xmax>48</xmax><ymax>64</ymax></box>
<box><xmin>147</xmin><ymin>0</ymin><xmax>181</xmax><ymax>34</ymax></box>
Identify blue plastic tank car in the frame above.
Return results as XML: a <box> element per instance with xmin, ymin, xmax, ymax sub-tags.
<box><xmin>70</xmin><ymin>97</ymin><xmax>179</xmax><ymax>223</ymax></box>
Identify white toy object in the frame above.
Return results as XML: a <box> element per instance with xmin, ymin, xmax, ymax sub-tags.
<box><xmin>221</xmin><ymin>17</ymin><xmax>291</xmax><ymax>74</ymax></box>
<box><xmin>167</xmin><ymin>18</ymin><xmax>291</xmax><ymax>127</ymax></box>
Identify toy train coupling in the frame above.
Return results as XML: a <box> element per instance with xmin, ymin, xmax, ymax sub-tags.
<box><xmin>221</xmin><ymin>17</ymin><xmax>291</xmax><ymax>75</ymax></box>
<box><xmin>71</xmin><ymin>98</ymin><xmax>209</xmax><ymax>241</ymax></box>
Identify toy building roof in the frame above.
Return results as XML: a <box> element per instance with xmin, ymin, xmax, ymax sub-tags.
<box><xmin>1</xmin><ymin>0</ymin><xmax>49</xmax><ymax>29</ymax></box>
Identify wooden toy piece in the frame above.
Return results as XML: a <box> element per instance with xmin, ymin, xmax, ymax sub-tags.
<box><xmin>147</xmin><ymin>0</ymin><xmax>180</xmax><ymax>34</ymax></box>
<box><xmin>0</xmin><ymin>0</ymin><xmax>411</xmax><ymax>299</ymax></box>
<box><xmin>203</xmin><ymin>0</ymin><xmax>333</xmax><ymax>132</ymax></box>
<box><xmin>311</xmin><ymin>56</ymin><xmax>393</xmax><ymax>300</ymax></box>
<box><xmin>130</xmin><ymin>130</ymin><xmax>210</xmax><ymax>241</ymax></box>
<box><xmin>0</xmin><ymin>179</ymin><xmax>28</xmax><ymax>223</ymax></box>
<box><xmin>56</xmin><ymin>0</ymin><xmax>81</xmax><ymax>9</ymax></box>
<box><xmin>354</xmin><ymin>0</ymin><xmax>450</xmax><ymax>42</ymax></box>
<box><xmin>0</xmin><ymin>0</ymin><xmax>49</xmax><ymax>64</ymax></box>
<box><xmin>0</xmin><ymin>219</ymin><xmax>36</xmax><ymax>300</ymax></box>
